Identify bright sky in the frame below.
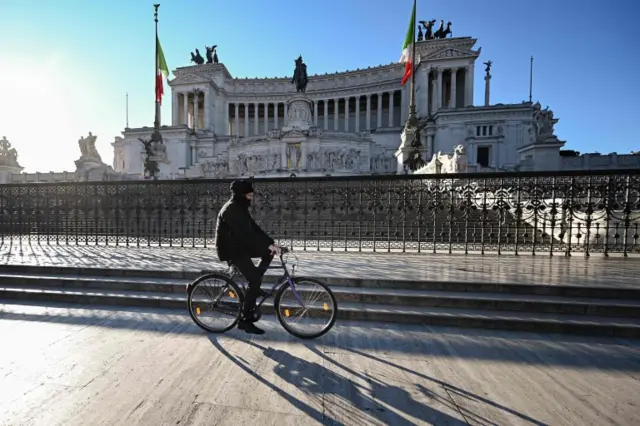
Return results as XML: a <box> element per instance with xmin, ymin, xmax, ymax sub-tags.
<box><xmin>0</xmin><ymin>0</ymin><xmax>638</xmax><ymax>173</ymax></box>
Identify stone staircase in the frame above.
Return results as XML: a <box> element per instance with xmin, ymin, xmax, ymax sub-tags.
<box><xmin>2</xmin><ymin>265</ymin><xmax>640</xmax><ymax>337</ymax></box>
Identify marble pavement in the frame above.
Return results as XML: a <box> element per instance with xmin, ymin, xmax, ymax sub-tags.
<box><xmin>1</xmin><ymin>302</ymin><xmax>639</xmax><ymax>425</ymax></box>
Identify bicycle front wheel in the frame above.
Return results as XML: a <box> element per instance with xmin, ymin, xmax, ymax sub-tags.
<box><xmin>274</xmin><ymin>277</ymin><xmax>338</xmax><ymax>339</ymax></box>
<box><xmin>187</xmin><ymin>273</ymin><xmax>243</xmax><ymax>333</ymax></box>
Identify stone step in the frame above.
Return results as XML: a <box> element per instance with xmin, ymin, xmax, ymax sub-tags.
<box><xmin>1</xmin><ymin>268</ymin><xmax>639</xmax><ymax>300</ymax></box>
<box><xmin>1</xmin><ymin>277</ymin><xmax>640</xmax><ymax>318</ymax></box>
<box><xmin>1</xmin><ymin>289</ymin><xmax>639</xmax><ymax>338</ymax></box>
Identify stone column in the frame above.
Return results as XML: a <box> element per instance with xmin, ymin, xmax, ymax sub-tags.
<box><xmin>224</xmin><ymin>101</ymin><xmax>230</xmax><ymax>134</ymax></box>
<box><xmin>203</xmin><ymin>91</ymin><xmax>210</xmax><ymax>130</ymax></box>
<box><xmin>425</xmin><ymin>70</ymin><xmax>431</xmax><ymax>116</ymax></box>
<box><xmin>234</xmin><ymin>103</ymin><xmax>239</xmax><ymax>135</ymax></box>
<box><xmin>264</xmin><ymin>102</ymin><xmax>269</xmax><ymax>131</ymax></box>
<box><xmin>193</xmin><ymin>92</ymin><xmax>199</xmax><ymax>129</ymax></box>
<box><xmin>243</xmin><ymin>103</ymin><xmax>249</xmax><ymax>137</ymax></box>
<box><xmin>484</xmin><ymin>73</ymin><xmax>491</xmax><ymax>106</ymax></box>
<box><xmin>400</xmin><ymin>89</ymin><xmax>406</xmax><ymax>124</ymax></box>
<box><xmin>376</xmin><ymin>93</ymin><xmax>383</xmax><ymax>129</ymax></box>
<box><xmin>366</xmin><ymin>95</ymin><xmax>371</xmax><ymax>130</ymax></box>
<box><xmin>344</xmin><ymin>97</ymin><xmax>350</xmax><ymax>131</ymax></box>
<box><xmin>313</xmin><ymin>100</ymin><xmax>318</xmax><ymax>127</ymax></box>
<box><xmin>334</xmin><ymin>99</ymin><xmax>339</xmax><ymax>131</ymax></box>
<box><xmin>274</xmin><ymin>102</ymin><xmax>279</xmax><ymax>129</ymax></box>
<box><xmin>388</xmin><ymin>91</ymin><xmax>394</xmax><ymax>127</ymax></box>
<box><xmin>355</xmin><ymin>95</ymin><xmax>360</xmax><ymax>132</ymax></box>
<box><xmin>450</xmin><ymin>68</ymin><xmax>458</xmax><ymax>108</ymax></box>
<box><xmin>465</xmin><ymin>63</ymin><xmax>475</xmax><ymax>106</ymax></box>
<box><xmin>431</xmin><ymin>79</ymin><xmax>438</xmax><ymax>112</ymax></box>
<box><xmin>324</xmin><ymin>100</ymin><xmax>329</xmax><ymax>130</ymax></box>
<box><xmin>253</xmin><ymin>102</ymin><xmax>259</xmax><ymax>135</ymax></box>
<box><xmin>183</xmin><ymin>93</ymin><xmax>189</xmax><ymax>126</ymax></box>
<box><xmin>171</xmin><ymin>92</ymin><xmax>179</xmax><ymax>125</ymax></box>
<box><xmin>436</xmin><ymin>69</ymin><xmax>443</xmax><ymax>110</ymax></box>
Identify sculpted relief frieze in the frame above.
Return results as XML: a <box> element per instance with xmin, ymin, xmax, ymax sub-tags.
<box><xmin>229</xmin><ymin>150</ymin><xmax>281</xmax><ymax>176</ymax></box>
<box><xmin>306</xmin><ymin>147</ymin><xmax>368</xmax><ymax>173</ymax></box>
<box><xmin>200</xmin><ymin>157</ymin><xmax>229</xmax><ymax>177</ymax></box>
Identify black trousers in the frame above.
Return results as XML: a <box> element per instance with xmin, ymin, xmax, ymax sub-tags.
<box><xmin>230</xmin><ymin>252</ymin><xmax>274</xmax><ymax>320</ymax></box>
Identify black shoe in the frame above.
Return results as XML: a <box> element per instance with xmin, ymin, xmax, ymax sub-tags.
<box><xmin>259</xmin><ymin>289</ymin><xmax>270</xmax><ymax>298</ymax></box>
<box><xmin>237</xmin><ymin>320</ymin><xmax>265</xmax><ymax>335</ymax></box>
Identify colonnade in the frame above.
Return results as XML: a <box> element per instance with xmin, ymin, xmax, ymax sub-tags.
<box><xmin>226</xmin><ymin>90</ymin><xmax>403</xmax><ymax>137</ymax></box>
<box><xmin>422</xmin><ymin>65</ymin><xmax>474</xmax><ymax>115</ymax></box>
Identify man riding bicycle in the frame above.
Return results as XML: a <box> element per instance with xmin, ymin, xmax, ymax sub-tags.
<box><xmin>214</xmin><ymin>180</ymin><xmax>281</xmax><ymax>335</ymax></box>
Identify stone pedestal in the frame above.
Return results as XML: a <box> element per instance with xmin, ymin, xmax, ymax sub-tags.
<box><xmin>74</xmin><ymin>157</ymin><xmax>120</xmax><ymax>181</ymax></box>
<box><xmin>0</xmin><ymin>136</ymin><xmax>24</xmax><ymax>183</ymax></box>
<box><xmin>395</xmin><ymin>123</ymin><xmax>421</xmax><ymax>174</ymax></box>
<box><xmin>0</xmin><ymin>165</ymin><xmax>23</xmax><ymax>184</ymax></box>
<box><xmin>283</xmin><ymin>94</ymin><xmax>313</xmax><ymax>131</ymax></box>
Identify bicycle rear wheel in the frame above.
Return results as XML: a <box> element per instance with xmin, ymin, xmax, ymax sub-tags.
<box><xmin>187</xmin><ymin>273</ymin><xmax>243</xmax><ymax>333</ymax></box>
<box><xmin>274</xmin><ymin>277</ymin><xmax>338</xmax><ymax>339</ymax></box>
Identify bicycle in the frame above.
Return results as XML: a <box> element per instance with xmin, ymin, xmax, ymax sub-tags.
<box><xmin>186</xmin><ymin>247</ymin><xmax>338</xmax><ymax>339</ymax></box>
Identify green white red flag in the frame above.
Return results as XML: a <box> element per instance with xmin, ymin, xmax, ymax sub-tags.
<box><xmin>399</xmin><ymin>1</ymin><xmax>416</xmax><ymax>85</ymax></box>
<box><xmin>156</xmin><ymin>36</ymin><xmax>169</xmax><ymax>104</ymax></box>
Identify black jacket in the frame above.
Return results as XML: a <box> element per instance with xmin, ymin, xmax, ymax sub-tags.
<box><xmin>215</xmin><ymin>195</ymin><xmax>274</xmax><ymax>261</ymax></box>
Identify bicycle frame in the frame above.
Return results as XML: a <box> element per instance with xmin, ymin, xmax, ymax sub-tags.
<box><xmin>230</xmin><ymin>252</ymin><xmax>307</xmax><ymax>309</ymax></box>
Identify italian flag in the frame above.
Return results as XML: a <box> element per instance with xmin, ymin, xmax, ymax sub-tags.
<box><xmin>156</xmin><ymin>36</ymin><xmax>169</xmax><ymax>104</ymax></box>
<box><xmin>399</xmin><ymin>1</ymin><xmax>416</xmax><ymax>85</ymax></box>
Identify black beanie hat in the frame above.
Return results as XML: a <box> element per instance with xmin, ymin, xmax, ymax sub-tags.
<box><xmin>230</xmin><ymin>180</ymin><xmax>254</xmax><ymax>195</ymax></box>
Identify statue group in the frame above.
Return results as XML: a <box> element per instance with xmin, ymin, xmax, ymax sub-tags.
<box><xmin>190</xmin><ymin>45</ymin><xmax>218</xmax><ymax>65</ymax></box>
<box><xmin>291</xmin><ymin>55</ymin><xmax>309</xmax><ymax>93</ymax></box>
<box><xmin>532</xmin><ymin>102</ymin><xmax>558</xmax><ymax>142</ymax></box>
<box><xmin>78</xmin><ymin>132</ymin><xmax>102</xmax><ymax>162</ymax></box>
<box><xmin>417</xmin><ymin>19</ymin><xmax>452</xmax><ymax>41</ymax></box>
<box><xmin>0</xmin><ymin>136</ymin><xmax>20</xmax><ymax>167</ymax></box>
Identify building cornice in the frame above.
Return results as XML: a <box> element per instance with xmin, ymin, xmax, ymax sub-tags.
<box><xmin>433</xmin><ymin>103</ymin><xmax>534</xmax><ymax>122</ymax></box>
<box><xmin>122</xmin><ymin>125</ymin><xmax>191</xmax><ymax>136</ymax></box>
<box><xmin>169</xmin><ymin>37</ymin><xmax>481</xmax><ymax>96</ymax></box>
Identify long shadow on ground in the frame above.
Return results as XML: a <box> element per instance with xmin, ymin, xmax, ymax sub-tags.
<box><xmin>2</xmin><ymin>301</ymin><xmax>640</xmax><ymax>373</ymax></box>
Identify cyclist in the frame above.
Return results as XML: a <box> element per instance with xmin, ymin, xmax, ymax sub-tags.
<box><xmin>214</xmin><ymin>179</ymin><xmax>281</xmax><ymax>335</ymax></box>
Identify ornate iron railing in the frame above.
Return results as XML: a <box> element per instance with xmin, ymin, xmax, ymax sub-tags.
<box><xmin>0</xmin><ymin>170</ymin><xmax>638</xmax><ymax>255</ymax></box>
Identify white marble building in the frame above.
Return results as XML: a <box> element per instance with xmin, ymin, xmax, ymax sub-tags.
<box><xmin>113</xmin><ymin>35</ymin><xmax>571</xmax><ymax>179</ymax></box>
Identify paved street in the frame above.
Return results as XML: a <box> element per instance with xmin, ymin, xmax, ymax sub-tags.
<box><xmin>1</xmin><ymin>302</ymin><xmax>639</xmax><ymax>425</ymax></box>
<box><xmin>1</xmin><ymin>240</ymin><xmax>639</xmax><ymax>287</ymax></box>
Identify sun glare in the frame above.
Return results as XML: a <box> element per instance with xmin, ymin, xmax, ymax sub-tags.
<box><xmin>0</xmin><ymin>61</ymin><xmax>87</xmax><ymax>173</ymax></box>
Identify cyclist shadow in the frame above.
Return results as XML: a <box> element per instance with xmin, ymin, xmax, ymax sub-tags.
<box><xmin>209</xmin><ymin>336</ymin><xmax>467</xmax><ymax>425</ymax></box>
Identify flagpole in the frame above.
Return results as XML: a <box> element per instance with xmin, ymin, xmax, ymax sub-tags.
<box><xmin>407</xmin><ymin>0</ymin><xmax>417</xmax><ymax>125</ymax></box>
<box><xmin>528</xmin><ymin>55</ymin><xmax>534</xmax><ymax>103</ymax></box>
<box><xmin>153</xmin><ymin>4</ymin><xmax>161</xmax><ymax>132</ymax></box>
<box><xmin>147</xmin><ymin>3</ymin><xmax>163</xmax><ymax>180</ymax></box>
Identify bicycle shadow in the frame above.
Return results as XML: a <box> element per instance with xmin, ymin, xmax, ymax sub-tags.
<box><xmin>208</xmin><ymin>336</ymin><xmax>468</xmax><ymax>425</ymax></box>
<box><xmin>309</xmin><ymin>346</ymin><xmax>547</xmax><ymax>426</ymax></box>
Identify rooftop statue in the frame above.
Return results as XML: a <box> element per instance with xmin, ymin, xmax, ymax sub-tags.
<box><xmin>291</xmin><ymin>55</ymin><xmax>309</xmax><ymax>93</ymax></box>
<box><xmin>206</xmin><ymin>45</ymin><xmax>218</xmax><ymax>64</ymax></box>
<box><xmin>483</xmin><ymin>60</ymin><xmax>493</xmax><ymax>75</ymax></box>
<box><xmin>433</xmin><ymin>20</ymin><xmax>452</xmax><ymax>39</ymax></box>
<box><xmin>190</xmin><ymin>49</ymin><xmax>204</xmax><ymax>65</ymax></box>
<box><xmin>419</xmin><ymin>20</ymin><xmax>436</xmax><ymax>40</ymax></box>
